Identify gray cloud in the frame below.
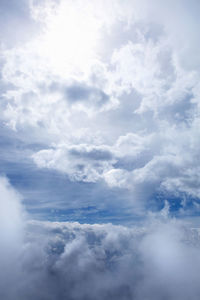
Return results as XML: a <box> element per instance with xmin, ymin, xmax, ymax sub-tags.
<box><xmin>3</xmin><ymin>217</ymin><xmax>200</xmax><ymax>300</ymax></box>
<box><xmin>1</xmin><ymin>177</ymin><xmax>200</xmax><ymax>300</ymax></box>
<box><xmin>68</xmin><ymin>145</ymin><xmax>113</xmax><ymax>161</ymax></box>
<box><xmin>65</xmin><ymin>83</ymin><xmax>109</xmax><ymax>107</ymax></box>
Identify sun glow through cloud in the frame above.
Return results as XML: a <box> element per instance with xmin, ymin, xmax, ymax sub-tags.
<box><xmin>38</xmin><ymin>2</ymin><xmax>101</xmax><ymax>75</ymax></box>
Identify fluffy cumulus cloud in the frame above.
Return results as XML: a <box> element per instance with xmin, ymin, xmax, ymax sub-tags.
<box><xmin>1</xmin><ymin>0</ymin><xmax>200</xmax><ymax>216</ymax></box>
<box><xmin>1</xmin><ymin>177</ymin><xmax>200</xmax><ymax>300</ymax></box>
<box><xmin>33</xmin><ymin>144</ymin><xmax>115</xmax><ymax>182</ymax></box>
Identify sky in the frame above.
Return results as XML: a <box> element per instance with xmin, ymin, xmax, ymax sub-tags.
<box><xmin>1</xmin><ymin>0</ymin><xmax>200</xmax><ymax>299</ymax></box>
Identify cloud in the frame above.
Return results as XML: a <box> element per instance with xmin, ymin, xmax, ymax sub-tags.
<box><xmin>33</xmin><ymin>144</ymin><xmax>115</xmax><ymax>182</ymax></box>
<box><xmin>66</xmin><ymin>83</ymin><xmax>108</xmax><ymax>105</ymax></box>
<box><xmin>1</xmin><ymin>178</ymin><xmax>200</xmax><ymax>300</ymax></box>
<box><xmin>1</xmin><ymin>0</ymin><xmax>200</xmax><ymax>217</ymax></box>
<box><xmin>0</xmin><ymin>176</ymin><xmax>24</xmax><ymax>243</ymax></box>
<box><xmin>1</xmin><ymin>1</ymin><xmax>200</xmax><ymax>298</ymax></box>
<box><xmin>0</xmin><ymin>176</ymin><xmax>24</xmax><ymax>299</ymax></box>
<box><xmin>19</xmin><ymin>220</ymin><xmax>200</xmax><ymax>300</ymax></box>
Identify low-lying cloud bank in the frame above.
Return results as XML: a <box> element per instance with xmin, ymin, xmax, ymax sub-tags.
<box><xmin>1</xmin><ymin>176</ymin><xmax>200</xmax><ymax>300</ymax></box>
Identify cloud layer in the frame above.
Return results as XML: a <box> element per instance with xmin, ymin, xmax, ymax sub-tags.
<box><xmin>1</xmin><ymin>177</ymin><xmax>200</xmax><ymax>300</ymax></box>
<box><xmin>1</xmin><ymin>0</ymin><xmax>200</xmax><ymax>218</ymax></box>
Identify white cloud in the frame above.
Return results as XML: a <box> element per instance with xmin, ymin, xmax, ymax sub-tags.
<box><xmin>0</xmin><ymin>176</ymin><xmax>24</xmax><ymax>244</ymax></box>
<box><xmin>33</xmin><ymin>144</ymin><xmax>115</xmax><ymax>182</ymax></box>
<box><xmin>1</xmin><ymin>178</ymin><xmax>200</xmax><ymax>299</ymax></box>
<box><xmin>1</xmin><ymin>1</ymin><xmax>200</xmax><ymax>297</ymax></box>
<box><xmin>1</xmin><ymin>0</ymin><xmax>200</xmax><ymax>213</ymax></box>
<box><xmin>0</xmin><ymin>176</ymin><xmax>25</xmax><ymax>299</ymax></box>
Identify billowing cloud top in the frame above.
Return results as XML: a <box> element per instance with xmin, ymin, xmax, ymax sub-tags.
<box><xmin>0</xmin><ymin>0</ymin><xmax>200</xmax><ymax>274</ymax></box>
<box><xmin>1</xmin><ymin>0</ymin><xmax>200</xmax><ymax>221</ymax></box>
<box><xmin>1</xmin><ymin>176</ymin><xmax>200</xmax><ymax>300</ymax></box>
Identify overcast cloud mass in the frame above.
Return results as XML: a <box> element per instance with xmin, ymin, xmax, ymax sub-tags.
<box><xmin>1</xmin><ymin>0</ymin><xmax>200</xmax><ymax>299</ymax></box>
